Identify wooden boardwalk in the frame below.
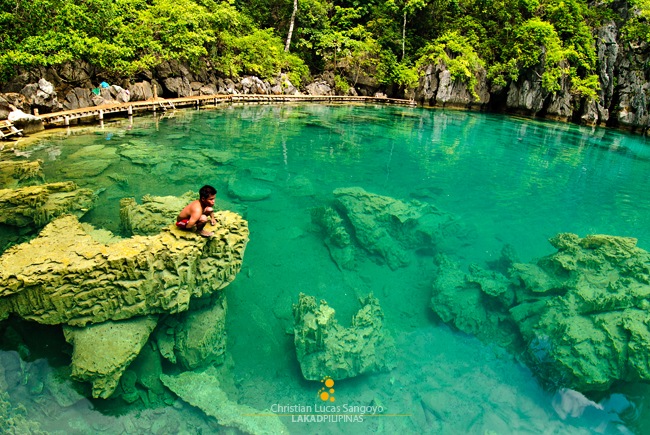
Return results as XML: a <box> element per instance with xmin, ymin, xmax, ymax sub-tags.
<box><xmin>37</xmin><ymin>94</ymin><xmax>416</xmax><ymax>127</ymax></box>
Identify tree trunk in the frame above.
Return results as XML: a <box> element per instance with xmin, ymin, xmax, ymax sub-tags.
<box><xmin>402</xmin><ymin>10</ymin><xmax>407</xmax><ymax>60</ymax></box>
<box><xmin>285</xmin><ymin>0</ymin><xmax>298</xmax><ymax>52</ymax></box>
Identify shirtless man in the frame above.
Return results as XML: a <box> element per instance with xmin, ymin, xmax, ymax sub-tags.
<box><xmin>176</xmin><ymin>185</ymin><xmax>217</xmax><ymax>237</ymax></box>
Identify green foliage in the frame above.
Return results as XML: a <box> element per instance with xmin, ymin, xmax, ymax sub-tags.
<box><xmin>416</xmin><ymin>32</ymin><xmax>484</xmax><ymax>100</ymax></box>
<box><xmin>623</xmin><ymin>0</ymin><xmax>650</xmax><ymax>42</ymax></box>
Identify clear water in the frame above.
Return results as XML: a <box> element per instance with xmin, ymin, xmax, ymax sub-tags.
<box><xmin>2</xmin><ymin>103</ymin><xmax>650</xmax><ymax>434</ymax></box>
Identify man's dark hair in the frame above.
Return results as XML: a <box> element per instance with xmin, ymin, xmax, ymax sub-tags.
<box><xmin>199</xmin><ymin>185</ymin><xmax>217</xmax><ymax>199</ymax></box>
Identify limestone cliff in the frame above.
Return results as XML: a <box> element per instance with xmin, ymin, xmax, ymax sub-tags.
<box><xmin>0</xmin><ymin>211</ymin><xmax>249</xmax><ymax>326</ymax></box>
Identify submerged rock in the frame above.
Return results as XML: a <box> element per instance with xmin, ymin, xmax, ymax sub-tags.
<box><xmin>432</xmin><ymin>233</ymin><xmax>650</xmax><ymax>392</ymax></box>
<box><xmin>0</xmin><ymin>211</ymin><xmax>249</xmax><ymax>326</ymax></box>
<box><xmin>313</xmin><ymin>187</ymin><xmax>470</xmax><ymax>270</ymax></box>
<box><xmin>0</xmin><ymin>160</ymin><xmax>44</xmax><ymax>189</ymax></box>
<box><xmin>63</xmin><ymin>316</ymin><xmax>158</xmax><ymax>399</ymax></box>
<box><xmin>0</xmin><ymin>181</ymin><xmax>96</xmax><ymax>227</ymax></box>
<box><xmin>154</xmin><ymin>293</ymin><xmax>228</xmax><ymax>370</ymax></box>
<box><xmin>161</xmin><ymin>366</ymin><xmax>288</xmax><ymax>434</ymax></box>
<box><xmin>292</xmin><ymin>293</ymin><xmax>396</xmax><ymax>380</ymax></box>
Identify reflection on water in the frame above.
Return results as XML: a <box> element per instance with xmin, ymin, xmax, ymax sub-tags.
<box><xmin>1</xmin><ymin>104</ymin><xmax>650</xmax><ymax>434</ymax></box>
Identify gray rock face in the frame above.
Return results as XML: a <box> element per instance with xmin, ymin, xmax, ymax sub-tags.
<box><xmin>128</xmin><ymin>81</ymin><xmax>154</xmax><ymax>101</ymax></box>
<box><xmin>164</xmin><ymin>76</ymin><xmax>193</xmax><ymax>97</ymax></box>
<box><xmin>0</xmin><ymin>93</ymin><xmax>29</xmax><ymax>119</ymax></box>
<box><xmin>416</xmin><ymin>62</ymin><xmax>490</xmax><ymax>108</ymax></box>
<box><xmin>506</xmin><ymin>67</ymin><xmax>548</xmax><ymax>115</ymax></box>
<box><xmin>305</xmin><ymin>80</ymin><xmax>333</xmax><ymax>96</ymax></box>
<box><xmin>582</xmin><ymin>22</ymin><xmax>619</xmax><ymax>125</ymax></box>
<box><xmin>19</xmin><ymin>78</ymin><xmax>62</xmax><ymax>114</ymax></box>
<box><xmin>292</xmin><ymin>293</ymin><xmax>396</xmax><ymax>380</ymax></box>
<box><xmin>63</xmin><ymin>87</ymin><xmax>95</xmax><ymax>110</ymax></box>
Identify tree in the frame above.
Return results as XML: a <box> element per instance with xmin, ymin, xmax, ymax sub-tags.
<box><xmin>285</xmin><ymin>0</ymin><xmax>298</xmax><ymax>51</ymax></box>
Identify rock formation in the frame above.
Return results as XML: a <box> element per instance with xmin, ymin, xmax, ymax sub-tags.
<box><xmin>0</xmin><ymin>160</ymin><xmax>44</xmax><ymax>189</ymax></box>
<box><xmin>432</xmin><ymin>233</ymin><xmax>650</xmax><ymax>392</ymax></box>
<box><xmin>0</xmin><ymin>211</ymin><xmax>249</xmax><ymax>326</ymax></box>
<box><xmin>0</xmin><ymin>181</ymin><xmax>95</xmax><ymax>227</ymax></box>
<box><xmin>120</xmin><ymin>191</ymin><xmax>197</xmax><ymax>236</ymax></box>
<box><xmin>312</xmin><ymin>187</ymin><xmax>470</xmax><ymax>270</ymax></box>
<box><xmin>292</xmin><ymin>293</ymin><xmax>396</xmax><ymax>380</ymax></box>
<box><xmin>63</xmin><ymin>316</ymin><xmax>158</xmax><ymax>399</ymax></box>
<box><xmin>160</xmin><ymin>366</ymin><xmax>288</xmax><ymax>435</ymax></box>
<box><xmin>155</xmin><ymin>293</ymin><xmax>228</xmax><ymax>370</ymax></box>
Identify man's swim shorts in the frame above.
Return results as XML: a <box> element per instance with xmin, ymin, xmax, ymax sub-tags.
<box><xmin>176</xmin><ymin>219</ymin><xmax>190</xmax><ymax>229</ymax></box>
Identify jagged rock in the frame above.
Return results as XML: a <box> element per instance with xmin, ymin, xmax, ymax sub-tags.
<box><xmin>0</xmin><ymin>181</ymin><xmax>96</xmax><ymax>227</ymax></box>
<box><xmin>160</xmin><ymin>366</ymin><xmax>288</xmax><ymax>435</ymax></box>
<box><xmin>305</xmin><ymin>80</ymin><xmax>333</xmax><ymax>96</ymax></box>
<box><xmin>164</xmin><ymin>76</ymin><xmax>193</xmax><ymax>97</ymax></box>
<box><xmin>0</xmin><ymin>211</ymin><xmax>249</xmax><ymax>326</ymax></box>
<box><xmin>240</xmin><ymin>76</ymin><xmax>270</xmax><ymax>94</ymax></box>
<box><xmin>292</xmin><ymin>293</ymin><xmax>396</xmax><ymax>380</ymax></box>
<box><xmin>120</xmin><ymin>191</ymin><xmax>196</xmax><ymax>236</ymax></box>
<box><xmin>313</xmin><ymin>187</ymin><xmax>469</xmax><ymax>270</ymax></box>
<box><xmin>0</xmin><ymin>93</ymin><xmax>30</xmax><ymax>119</ymax></box>
<box><xmin>506</xmin><ymin>66</ymin><xmax>548</xmax><ymax>115</ymax></box>
<box><xmin>432</xmin><ymin>232</ymin><xmax>650</xmax><ymax>392</ymax></box>
<box><xmin>582</xmin><ymin>22</ymin><xmax>619</xmax><ymax>126</ymax></box>
<box><xmin>7</xmin><ymin>109</ymin><xmax>44</xmax><ymax>134</ymax></box>
<box><xmin>0</xmin><ymin>160</ymin><xmax>44</xmax><ymax>188</ymax></box>
<box><xmin>416</xmin><ymin>62</ymin><xmax>490</xmax><ymax>108</ymax></box>
<box><xmin>155</xmin><ymin>294</ymin><xmax>228</xmax><ymax>370</ymax></box>
<box><xmin>62</xmin><ymin>87</ymin><xmax>95</xmax><ymax>110</ymax></box>
<box><xmin>99</xmin><ymin>85</ymin><xmax>131</xmax><ymax>104</ymax></box>
<box><xmin>44</xmin><ymin>369</ymin><xmax>86</xmax><ymax>408</ymax></box>
<box><xmin>63</xmin><ymin>316</ymin><xmax>158</xmax><ymax>399</ymax></box>
<box><xmin>128</xmin><ymin>81</ymin><xmax>154</xmax><ymax>101</ymax></box>
<box><xmin>118</xmin><ymin>139</ymin><xmax>167</xmax><ymax>166</ymax></box>
<box><xmin>19</xmin><ymin>78</ymin><xmax>62</xmax><ymax>114</ymax></box>
<box><xmin>0</xmin><ymin>392</ymin><xmax>46</xmax><ymax>434</ymax></box>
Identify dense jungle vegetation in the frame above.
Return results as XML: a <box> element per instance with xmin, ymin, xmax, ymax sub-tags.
<box><xmin>0</xmin><ymin>0</ymin><xmax>649</xmax><ymax>96</ymax></box>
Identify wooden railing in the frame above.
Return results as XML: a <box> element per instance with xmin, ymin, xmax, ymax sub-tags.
<box><xmin>36</xmin><ymin>94</ymin><xmax>416</xmax><ymax>126</ymax></box>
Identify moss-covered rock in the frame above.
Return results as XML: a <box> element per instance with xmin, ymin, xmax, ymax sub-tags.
<box><xmin>63</xmin><ymin>316</ymin><xmax>158</xmax><ymax>399</ymax></box>
<box><xmin>431</xmin><ymin>233</ymin><xmax>650</xmax><ymax>392</ymax></box>
<box><xmin>154</xmin><ymin>293</ymin><xmax>228</xmax><ymax>370</ymax></box>
<box><xmin>0</xmin><ymin>182</ymin><xmax>95</xmax><ymax>227</ymax></box>
<box><xmin>0</xmin><ymin>160</ymin><xmax>44</xmax><ymax>189</ymax></box>
<box><xmin>0</xmin><ymin>211</ymin><xmax>249</xmax><ymax>326</ymax></box>
<box><xmin>313</xmin><ymin>187</ymin><xmax>470</xmax><ymax>270</ymax></box>
<box><xmin>120</xmin><ymin>191</ymin><xmax>196</xmax><ymax>236</ymax></box>
<box><xmin>293</xmin><ymin>293</ymin><xmax>396</xmax><ymax>380</ymax></box>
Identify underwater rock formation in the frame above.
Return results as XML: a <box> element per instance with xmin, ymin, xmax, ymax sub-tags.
<box><xmin>120</xmin><ymin>191</ymin><xmax>197</xmax><ymax>236</ymax></box>
<box><xmin>155</xmin><ymin>293</ymin><xmax>228</xmax><ymax>370</ymax></box>
<box><xmin>312</xmin><ymin>187</ymin><xmax>469</xmax><ymax>270</ymax></box>
<box><xmin>0</xmin><ymin>181</ymin><xmax>95</xmax><ymax>227</ymax></box>
<box><xmin>160</xmin><ymin>366</ymin><xmax>288</xmax><ymax>435</ymax></box>
<box><xmin>292</xmin><ymin>293</ymin><xmax>396</xmax><ymax>380</ymax></box>
<box><xmin>63</xmin><ymin>316</ymin><xmax>158</xmax><ymax>399</ymax></box>
<box><xmin>0</xmin><ymin>160</ymin><xmax>44</xmax><ymax>188</ymax></box>
<box><xmin>0</xmin><ymin>211</ymin><xmax>249</xmax><ymax>326</ymax></box>
<box><xmin>432</xmin><ymin>233</ymin><xmax>650</xmax><ymax>392</ymax></box>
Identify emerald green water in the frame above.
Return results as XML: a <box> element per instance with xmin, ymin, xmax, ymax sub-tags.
<box><xmin>2</xmin><ymin>103</ymin><xmax>650</xmax><ymax>433</ymax></box>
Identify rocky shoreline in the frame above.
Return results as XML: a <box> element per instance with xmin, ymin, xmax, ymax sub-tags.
<box><xmin>1</xmin><ymin>18</ymin><xmax>649</xmax><ymax>137</ymax></box>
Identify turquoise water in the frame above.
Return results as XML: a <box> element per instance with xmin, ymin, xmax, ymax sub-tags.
<box><xmin>2</xmin><ymin>103</ymin><xmax>650</xmax><ymax>433</ymax></box>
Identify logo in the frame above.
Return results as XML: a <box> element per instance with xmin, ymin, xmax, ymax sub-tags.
<box><xmin>318</xmin><ymin>377</ymin><xmax>336</xmax><ymax>402</ymax></box>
